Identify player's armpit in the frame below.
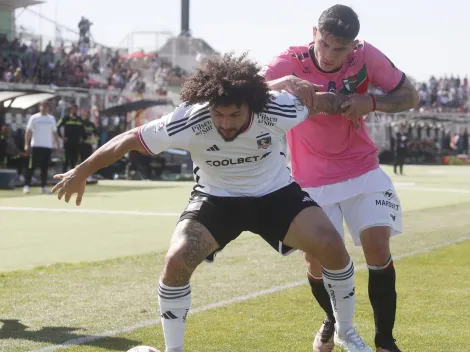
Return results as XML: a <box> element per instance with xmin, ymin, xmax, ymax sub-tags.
<box><xmin>313</xmin><ymin>93</ymin><xmax>350</xmax><ymax>115</ymax></box>
<box><xmin>374</xmin><ymin>78</ymin><xmax>420</xmax><ymax>113</ymax></box>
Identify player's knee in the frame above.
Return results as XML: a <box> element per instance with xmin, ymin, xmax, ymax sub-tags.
<box><xmin>315</xmin><ymin>223</ymin><xmax>345</xmax><ymax>251</ymax></box>
<box><xmin>360</xmin><ymin>226</ymin><xmax>391</xmax><ymax>264</ymax></box>
<box><xmin>161</xmin><ymin>248</ymin><xmax>195</xmax><ymax>286</ymax></box>
<box><xmin>303</xmin><ymin>252</ymin><xmax>322</xmax><ymax>275</ymax></box>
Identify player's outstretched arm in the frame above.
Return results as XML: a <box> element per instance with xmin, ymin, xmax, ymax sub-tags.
<box><xmin>51</xmin><ymin>128</ymin><xmax>147</xmax><ymax>205</ymax></box>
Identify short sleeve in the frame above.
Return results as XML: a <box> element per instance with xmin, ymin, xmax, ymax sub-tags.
<box><xmin>50</xmin><ymin>116</ymin><xmax>57</xmax><ymax>132</ymax></box>
<box><xmin>137</xmin><ymin>107</ymin><xmax>189</xmax><ymax>155</ymax></box>
<box><xmin>26</xmin><ymin>115</ymin><xmax>34</xmax><ymax>131</ymax></box>
<box><xmin>262</xmin><ymin>91</ymin><xmax>309</xmax><ymax>135</ymax></box>
<box><xmin>259</xmin><ymin>50</ymin><xmax>295</xmax><ymax>81</ymax></box>
<box><xmin>365</xmin><ymin>42</ymin><xmax>406</xmax><ymax>93</ymax></box>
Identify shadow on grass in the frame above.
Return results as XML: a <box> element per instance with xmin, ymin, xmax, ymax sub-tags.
<box><xmin>0</xmin><ymin>319</ymin><xmax>143</xmax><ymax>351</ymax></box>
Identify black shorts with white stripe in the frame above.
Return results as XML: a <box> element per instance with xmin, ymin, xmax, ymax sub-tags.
<box><xmin>178</xmin><ymin>182</ymin><xmax>320</xmax><ymax>262</ymax></box>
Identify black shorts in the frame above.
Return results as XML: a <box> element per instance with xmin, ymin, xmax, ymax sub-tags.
<box><xmin>178</xmin><ymin>182</ymin><xmax>319</xmax><ymax>262</ymax></box>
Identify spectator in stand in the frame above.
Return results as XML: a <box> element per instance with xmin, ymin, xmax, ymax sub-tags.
<box><xmin>0</xmin><ymin>34</ymin><xmax>189</xmax><ymax>94</ymax></box>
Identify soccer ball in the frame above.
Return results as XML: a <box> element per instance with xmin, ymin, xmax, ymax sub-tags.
<box><xmin>126</xmin><ymin>346</ymin><xmax>160</xmax><ymax>352</ymax></box>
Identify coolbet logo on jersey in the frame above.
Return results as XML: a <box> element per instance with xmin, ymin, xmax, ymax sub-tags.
<box><xmin>206</xmin><ymin>152</ymin><xmax>272</xmax><ymax>167</ymax></box>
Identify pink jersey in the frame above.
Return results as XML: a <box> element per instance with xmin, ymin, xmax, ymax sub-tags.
<box><xmin>261</xmin><ymin>41</ymin><xmax>405</xmax><ymax>187</ymax></box>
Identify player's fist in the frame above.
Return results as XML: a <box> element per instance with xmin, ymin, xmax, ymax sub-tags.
<box><xmin>283</xmin><ymin>76</ymin><xmax>323</xmax><ymax>114</ymax></box>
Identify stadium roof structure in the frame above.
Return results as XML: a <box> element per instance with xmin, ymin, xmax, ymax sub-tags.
<box><xmin>0</xmin><ymin>89</ymin><xmax>55</xmax><ymax>110</ymax></box>
<box><xmin>100</xmin><ymin>99</ymin><xmax>173</xmax><ymax>116</ymax></box>
<box><xmin>0</xmin><ymin>0</ymin><xmax>44</xmax><ymax>10</ymax></box>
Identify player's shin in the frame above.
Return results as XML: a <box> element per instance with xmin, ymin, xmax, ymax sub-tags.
<box><xmin>307</xmin><ymin>271</ymin><xmax>336</xmax><ymax>324</ymax></box>
<box><xmin>368</xmin><ymin>256</ymin><xmax>397</xmax><ymax>346</ymax></box>
<box><xmin>158</xmin><ymin>281</ymin><xmax>191</xmax><ymax>352</ymax></box>
<box><xmin>321</xmin><ymin>259</ymin><xmax>355</xmax><ymax>336</ymax></box>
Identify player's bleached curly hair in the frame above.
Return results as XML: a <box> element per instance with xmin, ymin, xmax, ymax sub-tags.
<box><xmin>180</xmin><ymin>52</ymin><xmax>271</xmax><ymax>113</ymax></box>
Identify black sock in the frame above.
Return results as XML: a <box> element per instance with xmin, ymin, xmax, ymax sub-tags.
<box><xmin>368</xmin><ymin>256</ymin><xmax>397</xmax><ymax>346</ymax></box>
<box><xmin>307</xmin><ymin>272</ymin><xmax>335</xmax><ymax>323</ymax></box>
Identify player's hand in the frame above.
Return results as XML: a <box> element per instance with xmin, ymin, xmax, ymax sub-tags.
<box><xmin>51</xmin><ymin>167</ymin><xmax>87</xmax><ymax>206</ymax></box>
<box><xmin>340</xmin><ymin>94</ymin><xmax>374</xmax><ymax>129</ymax></box>
<box><xmin>284</xmin><ymin>76</ymin><xmax>323</xmax><ymax>114</ymax></box>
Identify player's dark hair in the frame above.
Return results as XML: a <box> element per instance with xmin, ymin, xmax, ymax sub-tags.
<box><xmin>180</xmin><ymin>52</ymin><xmax>271</xmax><ymax>113</ymax></box>
<box><xmin>318</xmin><ymin>5</ymin><xmax>360</xmax><ymax>42</ymax></box>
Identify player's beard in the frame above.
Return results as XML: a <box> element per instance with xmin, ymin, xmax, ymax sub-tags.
<box><xmin>215</xmin><ymin>126</ymin><xmax>243</xmax><ymax>142</ymax></box>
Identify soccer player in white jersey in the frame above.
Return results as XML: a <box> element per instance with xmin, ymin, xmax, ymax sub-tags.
<box><xmin>52</xmin><ymin>53</ymin><xmax>372</xmax><ymax>352</ymax></box>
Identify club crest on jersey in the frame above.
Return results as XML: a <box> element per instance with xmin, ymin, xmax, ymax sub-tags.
<box><xmin>342</xmin><ymin>75</ymin><xmax>358</xmax><ymax>93</ymax></box>
<box><xmin>339</xmin><ymin>64</ymin><xmax>369</xmax><ymax>94</ymax></box>
<box><xmin>256</xmin><ymin>134</ymin><xmax>272</xmax><ymax>149</ymax></box>
<box><xmin>157</xmin><ymin>121</ymin><xmax>165</xmax><ymax>131</ymax></box>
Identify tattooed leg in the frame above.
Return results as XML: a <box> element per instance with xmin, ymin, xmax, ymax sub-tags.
<box><xmin>158</xmin><ymin>220</ymin><xmax>219</xmax><ymax>350</ymax></box>
<box><xmin>161</xmin><ymin>219</ymin><xmax>220</xmax><ymax>286</ymax></box>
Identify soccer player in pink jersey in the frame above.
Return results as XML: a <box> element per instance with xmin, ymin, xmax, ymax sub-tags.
<box><xmin>261</xmin><ymin>5</ymin><xmax>419</xmax><ymax>352</ymax></box>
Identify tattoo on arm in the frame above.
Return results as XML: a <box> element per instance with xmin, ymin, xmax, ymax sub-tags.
<box><xmin>313</xmin><ymin>93</ymin><xmax>350</xmax><ymax>115</ymax></box>
<box><xmin>375</xmin><ymin>80</ymin><xmax>420</xmax><ymax>113</ymax></box>
<box><xmin>181</xmin><ymin>221</ymin><xmax>215</xmax><ymax>268</ymax></box>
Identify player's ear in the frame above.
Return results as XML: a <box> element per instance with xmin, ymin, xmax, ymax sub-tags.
<box><xmin>313</xmin><ymin>26</ymin><xmax>317</xmax><ymax>40</ymax></box>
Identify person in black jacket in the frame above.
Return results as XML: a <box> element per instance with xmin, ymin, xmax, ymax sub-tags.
<box><xmin>79</xmin><ymin>109</ymin><xmax>98</xmax><ymax>162</ymax></box>
<box><xmin>57</xmin><ymin>104</ymin><xmax>84</xmax><ymax>172</ymax></box>
<box><xmin>394</xmin><ymin>124</ymin><xmax>408</xmax><ymax>175</ymax></box>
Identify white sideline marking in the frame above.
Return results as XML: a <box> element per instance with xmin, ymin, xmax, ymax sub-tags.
<box><xmin>3</xmin><ymin>183</ymin><xmax>470</xmax><ymax>218</ymax></box>
<box><xmin>31</xmin><ymin>234</ymin><xmax>470</xmax><ymax>352</ymax></box>
<box><xmin>395</xmin><ymin>186</ymin><xmax>470</xmax><ymax>194</ymax></box>
<box><xmin>394</xmin><ymin>182</ymin><xmax>416</xmax><ymax>186</ymax></box>
<box><xmin>0</xmin><ymin>207</ymin><xmax>180</xmax><ymax>217</ymax></box>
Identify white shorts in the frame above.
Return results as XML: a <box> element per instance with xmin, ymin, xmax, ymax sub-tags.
<box><xmin>304</xmin><ymin>168</ymin><xmax>402</xmax><ymax>246</ymax></box>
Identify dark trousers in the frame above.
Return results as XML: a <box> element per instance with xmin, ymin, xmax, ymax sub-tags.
<box><xmin>25</xmin><ymin>147</ymin><xmax>52</xmax><ymax>187</ymax></box>
<box><xmin>63</xmin><ymin>144</ymin><xmax>80</xmax><ymax>172</ymax></box>
<box><xmin>394</xmin><ymin>151</ymin><xmax>406</xmax><ymax>175</ymax></box>
<box><xmin>79</xmin><ymin>143</ymin><xmax>93</xmax><ymax>163</ymax></box>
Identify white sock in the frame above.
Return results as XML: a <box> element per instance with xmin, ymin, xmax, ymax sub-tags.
<box><xmin>322</xmin><ymin>259</ymin><xmax>355</xmax><ymax>336</ymax></box>
<box><xmin>158</xmin><ymin>281</ymin><xmax>191</xmax><ymax>352</ymax></box>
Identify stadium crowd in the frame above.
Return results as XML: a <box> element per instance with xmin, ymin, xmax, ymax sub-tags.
<box><xmin>0</xmin><ymin>34</ymin><xmax>187</xmax><ymax>95</ymax></box>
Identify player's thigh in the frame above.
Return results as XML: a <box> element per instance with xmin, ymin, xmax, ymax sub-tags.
<box><xmin>340</xmin><ymin>189</ymin><xmax>402</xmax><ymax>259</ymax></box>
<box><xmin>174</xmin><ymin>192</ymin><xmax>247</xmax><ymax>263</ymax></box>
<box><xmin>257</xmin><ymin>183</ymin><xmax>349</xmax><ymax>269</ymax></box>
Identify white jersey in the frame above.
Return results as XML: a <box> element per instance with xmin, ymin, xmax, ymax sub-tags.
<box><xmin>26</xmin><ymin>113</ymin><xmax>57</xmax><ymax>149</ymax></box>
<box><xmin>139</xmin><ymin>90</ymin><xmax>308</xmax><ymax>197</ymax></box>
